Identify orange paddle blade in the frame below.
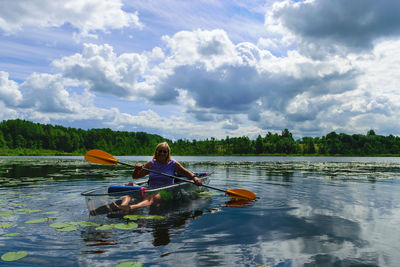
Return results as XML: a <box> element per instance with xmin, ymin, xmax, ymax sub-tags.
<box><xmin>84</xmin><ymin>149</ymin><xmax>119</xmax><ymax>165</ymax></box>
<box><xmin>226</xmin><ymin>189</ymin><xmax>257</xmax><ymax>200</ymax></box>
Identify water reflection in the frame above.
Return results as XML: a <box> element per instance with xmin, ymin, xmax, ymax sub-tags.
<box><xmin>80</xmin><ymin>195</ymin><xmax>256</xmax><ymax>252</ymax></box>
<box><xmin>79</xmin><ymin>196</ymin><xmax>213</xmax><ymax>253</ymax></box>
<box><xmin>225</xmin><ymin>199</ymin><xmax>255</xmax><ymax>208</ymax></box>
<box><xmin>81</xmin><ymin>232</ymin><xmax>117</xmax><ymax>255</ymax></box>
<box><xmin>1</xmin><ymin>157</ymin><xmax>400</xmax><ymax>266</ymax></box>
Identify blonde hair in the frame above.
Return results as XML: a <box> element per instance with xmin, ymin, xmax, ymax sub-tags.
<box><xmin>153</xmin><ymin>142</ymin><xmax>171</xmax><ymax>161</ymax></box>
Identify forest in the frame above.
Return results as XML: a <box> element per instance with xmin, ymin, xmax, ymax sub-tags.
<box><xmin>0</xmin><ymin>119</ymin><xmax>399</xmax><ymax>156</ymax></box>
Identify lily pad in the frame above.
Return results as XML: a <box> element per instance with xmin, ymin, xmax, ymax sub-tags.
<box><xmin>124</xmin><ymin>215</ymin><xmax>164</xmax><ymax>220</ymax></box>
<box><xmin>3</xmin><ymin>233</ymin><xmax>21</xmax><ymax>237</ymax></box>
<box><xmin>0</xmin><ymin>223</ymin><xmax>12</xmax><ymax>228</ymax></box>
<box><xmin>25</xmin><ymin>217</ymin><xmax>56</xmax><ymax>224</ymax></box>
<box><xmin>114</xmin><ymin>222</ymin><xmax>138</xmax><ymax>230</ymax></box>
<box><xmin>55</xmin><ymin>226</ymin><xmax>78</xmax><ymax>232</ymax></box>
<box><xmin>49</xmin><ymin>222</ymin><xmax>73</xmax><ymax>229</ymax></box>
<box><xmin>1</xmin><ymin>251</ymin><xmax>28</xmax><ymax>262</ymax></box>
<box><xmin>49</xmin><ymin>222</ymin><xmax>78</xmax><ymax>232</ymax></box>
<box><xmin>25</xmin><ymin>218</ymin><xmax>48</xmax><ymax>224</ymax></box>
<box><xmin>116</xmin><ymin>262</ymin><xmax>143</xmax><ymax>267</ymax></box>
<box><xmin>77</xmin><ymin>221</ymin><xmax>100</xmax><ymax>227</ymax></box>
<box><xmin>15</xmin><ymin>208</ymin><xmax>41</xmax><ymax>214</ymax></box>
<box><xmin>0</xmin><ymin>211</ymin><xmax>13</xmax><ymax>218</ymax></box>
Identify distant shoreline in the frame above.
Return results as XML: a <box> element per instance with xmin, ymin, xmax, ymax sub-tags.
<box><xmin>2</xmin><ymin>119</ymin><xmax>400</xmax><ymax>156</ymax></box>
<box><xmin>1</xmin><ymin>148</ymin><xmax>399</xmax><ymax>157</ymax></box>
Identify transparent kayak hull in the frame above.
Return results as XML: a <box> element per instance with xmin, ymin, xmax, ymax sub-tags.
<box><xmin>81</xmin><ymin>172</ymin><xmax>210</xmax><ymax>215</ymax></box>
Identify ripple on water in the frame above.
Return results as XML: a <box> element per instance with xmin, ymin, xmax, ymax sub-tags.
<box><xmin>1</xmin><ymin>157</ymin><xmax>400</xmax><ymax>266</ymax></box>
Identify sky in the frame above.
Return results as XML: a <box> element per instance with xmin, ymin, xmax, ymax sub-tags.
<box><xmin>1</xmin><ymin>0</ymin><xmax>400</xmax><ymax>140</ymax></box>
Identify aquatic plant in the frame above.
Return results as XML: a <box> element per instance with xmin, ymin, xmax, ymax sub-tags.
<box><xmin>123</xmin><ymin>214</ymin><xmax>164</xmax><ymax>220</ymax></box>
<box><xmin>1</xmin><ymin>251</ymin><xmax>27</xmax><ymax>262</ymax></box>
<box><xmin>116</xmin><ymin>262</ymin><xmax>142</xmax><ymax>267</ymax></box>
<box><xmin>114</xmin><ymin>222</ymin><xmax>138</xmax><ymax>230</ymax></box>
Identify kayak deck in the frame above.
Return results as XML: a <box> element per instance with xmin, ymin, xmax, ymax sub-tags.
<box><xmin>81</xmin><ymin>172</ymin><xmax>210</xmax><ymax>215</ymax></box>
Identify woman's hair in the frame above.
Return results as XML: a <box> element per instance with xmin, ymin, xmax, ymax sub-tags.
<box><xmin>153</xmin><ymin>142</ymin><xmax>171</xmax><ymax>161</ymax></box>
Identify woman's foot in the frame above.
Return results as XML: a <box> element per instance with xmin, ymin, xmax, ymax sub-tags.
<box><xmin>112</xmin><ymin>202</ymin><xmax>130</xmax><ymax>210</ymax></box>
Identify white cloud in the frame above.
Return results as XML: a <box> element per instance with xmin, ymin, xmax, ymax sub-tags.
<box><xmin>52</xmin><ymin>43</ymin><xmax>150</xmax><ymax>99</ymax></box>
<box><xmin>102</xmin><ymin>108</ymin><xmax>223</xmax><ymax>139</ymax></box>
<box><xmin>265</xmin><ymin>0</ymin><xmax>400</xmax><ymax>58</ymax></box>
<box><xmin>19</xmin><ymin>73</ymin><xmax>86</xmax><ymax>113</ymax></box>
<box><xmin>42</xmin><ymin>27</ymin><xmax>389</xmax><ymax>137</ymax></box>
<box><xmin>153</xmin><ymin>29</ymin><xmax>356</xmax><ymax>124</ymax></box>
<box><xmin>0</xmin><ymin>102</ymin><xmax>19</xmax><ymax>121</ymax></box>
<box><xmin>0</xmin><ymin>0</ymin><xmax>141</xmax><ymax>37</ymax></box>
<box><xmin>335</xmin><ymin>40</ymin><xmax>400</xmax><ymax>134</ymax></box>
<box><xmin>161</xmin><ymin>29</ymin><xmax>239</xmax><ymax>71</ymax></box>
<box><xmin>0</xmin><ymin>71</ymin><xmax>22</xmax><ymax>106</ymax></box>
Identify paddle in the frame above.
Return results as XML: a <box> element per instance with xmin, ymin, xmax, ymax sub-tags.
<box><xmin>84</xmin><ymin>149</ymin><xmax>257</xmax><ymax>200</ymax></box>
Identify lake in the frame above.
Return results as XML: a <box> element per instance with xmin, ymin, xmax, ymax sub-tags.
<box><xmin>1</xmin><ymin>156</ymin><xmax>400</xmax><ymax>266</ymax></box>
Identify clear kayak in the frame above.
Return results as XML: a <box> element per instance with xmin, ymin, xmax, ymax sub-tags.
<box><xmin>81</xmin><ymin>172</ymin><xmax>210</xmax><ymax>215</ymax></box>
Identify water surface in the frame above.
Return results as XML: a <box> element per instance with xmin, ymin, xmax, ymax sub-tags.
<box><xmin>1</xmin><ymin>156</ymin><xmax>400</xmax><ymax>266</ymax></box>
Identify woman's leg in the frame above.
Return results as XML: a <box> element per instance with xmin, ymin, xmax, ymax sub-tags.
<box><xmin>113</xmin><ymin>193</ymin><xmax>163</xmax><ymax>210</ymax></box>
<box><xmin>119</xmin><ymin>195</ymin><xmax>132</xmax><ymax>207</ymax></box>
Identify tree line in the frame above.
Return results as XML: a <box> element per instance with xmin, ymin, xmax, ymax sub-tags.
<box><xmin>1</xmin><ymin>119</ymin><xmax>399</xmax><ymax>156</ymax></box>
<box><xmin>0</xmin><ymin>119</ymin><xmax>164</xmax><ymax>155</ymax></box>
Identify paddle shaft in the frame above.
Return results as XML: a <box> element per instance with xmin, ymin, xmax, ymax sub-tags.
<box><xmin>118</xmin><ymin>161</ymin><xmax>226</xmax><ymax>193</ymax></box>
<box><xmin>118</xmin><ymin>161</ymin><xmax>199</xmax><ymax>184</ymax></box>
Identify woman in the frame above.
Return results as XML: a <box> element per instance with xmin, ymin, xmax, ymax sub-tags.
<box><xmin>113</xmin><ymin>142</ymin><xmax>202</xmax><ymax>210</ymax></box>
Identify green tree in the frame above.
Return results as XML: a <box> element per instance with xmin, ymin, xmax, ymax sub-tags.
<box><xmin>15</xmin><ymin>134</ymin><xmax>26</xmax><ymax>148</ymax></box>
<box><xmin>0</xmin><ymin>130</ymin><xmax>6</xmax><ymax>148</ymax></box>
<box><xmin>5</xmin><ymin>133</ymin><xmax>13</xmax><ymax>148</ymax></box>
<box><xmin>324</xmin><ymin>132</ymin><xmax>340</xmax><ymax>154</ymax></box>
<box><xmin>232</xmin><ymin>136</ymin><xmax>252</xmax><ymax>154</ymax></box>
<box><xmin>277</xmin><ymin>129</ymin><xmax>296</xmax><ymax>154</ymax></box>
<box><xmin>301</xmin><ymin>137</ymin><xmax>316</xmax><ymax>154</ymax></box>
<box><xmin>367</xmin><ymin>129</ymin><xmax>376</xmax><ymax>136</ymax></box>
<box><xmin>255</xmin><ymin>135</ymin><xmax>263</xmax><ymax>154</ymax></box>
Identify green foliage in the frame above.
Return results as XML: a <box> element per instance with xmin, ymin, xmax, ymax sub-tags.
<box><xmin>0</xmin><ymin>130</ymin><xmax>6</xmax><ymax>148</ymax></box>
<box><xmin>1</xmin><ymin>119</ymin><xmax>400</xmax><ymax>156</ymax></box>
<box><xmin>316</xmin><ymin>131</ymin><xmax>400</xmax><ymax>155</ymax></box>
<box><xmin>0</xmin><ymin>119</ymin><xmax>165</xmax><ymax>155</ymax></box>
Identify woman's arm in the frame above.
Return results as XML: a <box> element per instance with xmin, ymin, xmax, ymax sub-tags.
<box><xmin>132</xmin><ymin>162</ymin><xmax>150</xmax><ymax>179</ymax></box>
<box><xmin>174</xmin><ymin>161</ymin><xmax>202</xmax><ymax>186</ymax></box>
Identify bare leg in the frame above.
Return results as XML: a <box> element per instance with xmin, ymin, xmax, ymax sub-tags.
<box><xmin>124</xmin><ymin>182</ymin><xmax>139</xmax><ymax>186</ymax></box>
<box><xmin>113</xmin><ymin>193</ymin><xmax>163</xmax><ymax>210</ymax></box>
<box><xmin>118</xmin><ymin>182</ymin><xmax>140</xmax><ymax>208</ymax></box>
<box><xmin>120</xmin><ymin>195</ymin><xmax>132</xmax><ymax>207</ymax></box>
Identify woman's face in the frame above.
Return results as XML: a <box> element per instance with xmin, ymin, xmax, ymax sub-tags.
<box><xmin>155</xmin><ymin>146</ymin><xmax>169</xmax><ymax>161</ymax></box>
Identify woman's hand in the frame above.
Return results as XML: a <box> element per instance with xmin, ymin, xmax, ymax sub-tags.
<box><xmin>112</xmin><ymin>202</ymin><xmax>130</xmax><ymax>210</ymax></box>
<box><xmin>193</xmin><ymin>176</ymin><xmax>202</xmax><ymax>186</ymax></box>
<box><xmin>132</xmin><ymin>163</ymin><xmax>144</xmax><ymax>179</ymax></box>
<box><xmin>135</xmin><ymin>163</ymin><xmax>143</xmax><ymax>170</ymax></box>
